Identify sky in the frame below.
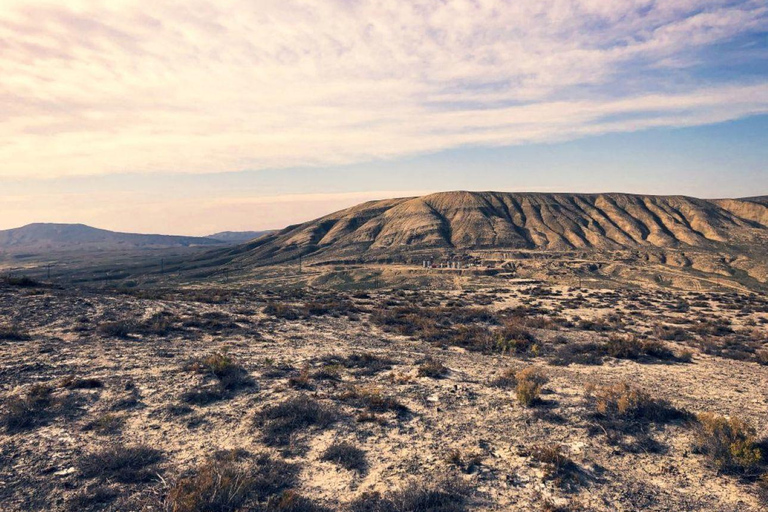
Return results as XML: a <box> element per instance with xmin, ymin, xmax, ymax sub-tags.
<box><xmin>1</xmin><ymin>0</ymin><xmax>767</xmax><ymax>235</ymax></box>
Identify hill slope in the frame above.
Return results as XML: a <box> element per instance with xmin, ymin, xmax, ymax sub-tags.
<box><xmin>231</xmin><ymin>192</ymin><xmax>768</xmax><ymax>263</ymax></box>
<box><xmin>0</xmin><ymin>223</ymin><xmax>224</xmax><ymax>253</ymax></box>
<box><xmin>207</xmin><ymin>231</ymin><xmax>274</xmax><ymax>243</ymax></box>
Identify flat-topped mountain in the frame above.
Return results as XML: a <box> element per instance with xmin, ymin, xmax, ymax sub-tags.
<box><xmin>0</xmin><ymin>223</ymin><xmax>224</xmax><ymax>253</ymax></box>
<box><xmin>231</xmin><ymin>192</ymin><xmax>767</xmax><ymax>263</ymax></box>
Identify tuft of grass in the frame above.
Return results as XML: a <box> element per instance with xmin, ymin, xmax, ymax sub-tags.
<box><xmin>585</xmin><ymin>381</ymin><xmax>685</xmax><ymax>425</ymax></box>
<box><xmin>515</xmin><ymin>367</ymin><xmax>548</xmax><ymax>407</ymax></box>
<box><xmin>255</xmin><ymin>396</ymin><xmax>338</xmax><ymax>446</ymax></box>
<box><xmin>61</xmin><ymin>375</ymin><xmax>104</xmax><ymax>389</ymax></box>
<box><xmin>337</xmin><ymin>385</ymin><xmax>408</xmax><ymax>415</ymax></box>
<box><xmin>321</xmin><ymin>441</ymin><xmax>367</xmax><ymax>473</ymax></box>
<box><xmin>495</xmin><ymin>320</ymin><xmax>538</xmax><ymax>354</ymax></box>
<box><xmin>348</xmin><ymin>478</ymin><xmax>470</xmax><ymax>512</ymax></box>
<box><xmin>417</xmin><ymin>357</ymin><xmax>448</xmax><ymax>379</ymax></box>
<box><xmin>0</xmin><ymin>324</ymin><xmax>31</xmax><ymax>341</ymax></box>
<box><xmin>692</xmin><ymin>413</ymin><xmax>764</xmax><ymax>475</ymax></box>
<box><xmin>78</xmin><ymin>444</ymin><xmax>163</xmax><ymax>483</ymax></box>
<box><xmin>2</xmin><ymin>383</ymin><xmax>82</xmax><ymax>432</ymax></box>
<box><xmin>183</xmin><ymin>351</ymin><xmax>254</xmax><ymax>403</ymax></box>
<box><xmin>166</xmin><ymin>450</ymin><xmax>299</xmax><ymax>512</ymax></box>
<box><xmin>82</xmin><ymin>413</ymin><xmax>124</xmax><ymax>435</ymax></box>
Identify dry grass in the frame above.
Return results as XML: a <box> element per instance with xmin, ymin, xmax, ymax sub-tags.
<box><xmin>166</xmin><ymin>450</ymin><xmax>298</xmax><ymax>512</ymax></box>
<box><xmin>692</xmin><ymin>413</ymin><xmax>764</xmax><ymax>475</ymax></box>
<box><xmin>515</xmin><ymin>367</ymin><xmax>548</xmax><ymax>407</ymax></box>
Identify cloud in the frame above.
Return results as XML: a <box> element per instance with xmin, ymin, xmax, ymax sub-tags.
<box><xmin>0</xmin><ymin>188</ymin><xmax>432</xmax><ymax>234</ymax></box>
<box><xmin>0</xmin><ymin>0</ymin><xmax>766</xmax><ymax>178</ymax></box>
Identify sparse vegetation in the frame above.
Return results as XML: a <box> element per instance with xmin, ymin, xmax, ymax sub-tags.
<box><xmin>255</xmin><ymin>396</ymin><xmax>338</xmax><ymax>446</ymax></box>
<box><xmin>348</xmin><ymin>478</ymin><xmax>471</xmax><ymax>512</ymax></box>
<box><xmin>515</xmin><ymin>367</ymin><xmax>548</xmax><ymax>407</ymax></box>
<box><xmin>321</xmin><ymin>441</ymin><xmax>367</xmax><ymax>473</ymax></box>
<box><xmin>692</xmin><ymin>413</ymin><xmax>764</xmax><ymax>475</ymax></box>
<box><xmin>78</xmin><ymin>444</ymin><xmax>163</xmax><ymax>483</ymax></box>
<box><xmin>417</xmin><ymin>357</ymin><xmax>448</xmax><ymax>378</ymax></box>
<box><xmin>166</xmin><ymin>450</ymin><xmax>299</xmax><ymax>512</ymax></box>
<box><xmin>0</xmin><ymin>324</ymin><xmax>31</xmax><ymax>341</ymax></box>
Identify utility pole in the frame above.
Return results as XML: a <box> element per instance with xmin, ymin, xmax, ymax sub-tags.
<box><xmin>299</xmin><ymin>255</ymin><xmax>302</xmax><ymax>274</ymax></box>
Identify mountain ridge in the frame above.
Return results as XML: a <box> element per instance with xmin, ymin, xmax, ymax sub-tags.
<box><xmin>0</xmin><ymin>223</ymin><xmax>224</xmax><ymax>253</ymax></box>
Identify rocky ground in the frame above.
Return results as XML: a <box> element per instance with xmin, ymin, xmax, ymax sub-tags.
<box><xmin>0</xmin><ymin>279</ymin><xmax>767</xmax><ymax>511</ymax></box>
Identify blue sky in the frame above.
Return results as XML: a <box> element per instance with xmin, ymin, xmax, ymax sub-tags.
<box><xmin>0</xmin><ymin>1</ymin><xmax>766</xmax><ymax>234</ymax></box>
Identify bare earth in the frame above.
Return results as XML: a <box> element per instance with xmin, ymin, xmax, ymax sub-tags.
<box><xmin>0</xmin><ymin>281</ymin><xmax>766</xmax><ymax>511</ymax></box>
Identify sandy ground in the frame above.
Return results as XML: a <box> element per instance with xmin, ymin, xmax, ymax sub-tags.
<box><xmin>0</xmin><ymin>282</ymin><xmax>766</xmax><ymax>511</ymax></box>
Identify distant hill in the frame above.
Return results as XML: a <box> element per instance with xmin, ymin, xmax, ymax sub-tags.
<box><xmin>207</xmin><ymin>231</ymin><xmax>274</xmax><ymax>243</ymax></box>
<box><xmin>203</xmin><ymin>191</ymin><xmax>768</xmax><ymax>285</ymax></box>
<box><xmin>0</xmin><ymin>223</ymin><xmax>224</xmax><ymax>253</ymax></box>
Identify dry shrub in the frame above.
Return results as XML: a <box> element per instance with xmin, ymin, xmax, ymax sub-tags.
<box><xmin>82</xmin><ymin>413</ymin><xmax>124</xmax><ymax>435</ymax></box>
<box><xmin>515</xmin><ymin>367</ymin><xmax>547</xmax><ymax>407</ymax></box>
<box><xmin>166</xmin><ymin>450</ymin><xmax>297</xmax><ymax>512</ymax></box>
<box><xmin>255</xmin><ymin>395</ymin><xmax>338</xmax><ymax>446</ymax></box>
<box><xmin>321</xmin><ymin>441</ymin><xmax>367</xmax><ymax>473</ymax></box>
<box><xmin>606</xmin><ymin>335</ymin><xmax>675</xmax><ymax>361</ymax></box>
<box><xmin>2</xmin><ymin>383</ymin><xmax>82</xmax><ymax>432</ymax></box>
<box><xmin>78</xmin><ymin>444</ymin><xmax>163</xmax><ymax>483</ymax></box>
<box><xmin>495</xmin><ymin>320</ymin><xmax>537</xmax><ymax>354</ymax></box>
<box><xmin>529</xmin><ymin>443</ymin><xmax>579</xmax><ymax>488</ymax></box>
<box><xmin>348</xmin><ymin>478</ymin><xmax>470</xmax><ymax>512</ymax></box>
<box><xmin>757</xmin><ymin>350</ymin><xmax>768</xmax><ymax>366</ymax></box>
<box><xmin>186</xmin><ymin>351</ymin><xmax>253</xmax><ymax>391</ymax></box>
<box><xmin>338</xmin><ymin>385</ymin><xmax>408</xmax><ymax>415</ymax></box>
<box><xmin>0</xmin><ymin>324</ymin><xmax>31</xmax><ymax>341</ymax></box>
<box><xmin>418</xmin><ymin>358</ymin><xmax>448</xmax><ymax>379</ymax></box>
<box><xmin>692</xmin><ymin>413</ymin><xmax>764</xmax><ymax>475</ymax></box>
<box><xmin>585</xmin><ymin>381</ymin><xmax>685</xmax><ymax>426</ymax></box>
<box><xmin>288</xmin><ymin>365</ymin><xmax>314</xmax><ymax>389</ymax></box>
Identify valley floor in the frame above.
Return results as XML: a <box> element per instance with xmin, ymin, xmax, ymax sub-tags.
<box><xmin>0</xmin><ymin>281</ymin><xmax>767</xmax><ymax>511</ymax></box>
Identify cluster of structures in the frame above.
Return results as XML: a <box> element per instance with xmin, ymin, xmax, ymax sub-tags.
<box><xmin>421</xmin><ymin>260</ymin><xmax>470</xmax><ymax>269</ymax></box>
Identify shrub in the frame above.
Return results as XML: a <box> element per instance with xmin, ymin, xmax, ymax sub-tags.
<box><xmin>82</xmin><ymin>413</ymin><xmax>124</xmax><ymax>435</ymax></box>
<box><xmin>348</xmin><ymin>478</ymin><xmax>470</xmax><ymax>512</ymax></box>
<box><xmin>263</xmin><ymin>491</ymin><xmax>330</xmax><ymax>511</ymax></box>
<box><xmin>528</xmin><ymin>443</ymin><xmax>581</xmax><ymax>489</ymax></box>
<box><xmin>255</xmin><ymin>396</ymin><xmax>338</xmax><ymax>446</ymax></box>
<box><xmin>78</xmin><ymin>444</ymin><xmax>163</xmax><ymax>483</ymax></box>
<box><xmin>549</xmin><ymin>342</ymin><xmax>606</xmax><ymax>366</ymax></box>
<box><xmin>495</xmin><ymin>321</ymin><xmax>537</xmax><ymax>354</ymax></box>
<box><xmin>321</xmin><ymin>442</ymin><xmax>367</xmax><ymax>473</ymax></box>
<box><xmin>0</xmin><ymin>324</ymin><xmax>31</xmax><ymax>341</ymax></box>
<box><xmin>166</xmin><ymin>450</ymin><xmax>298</xmax><ymax>512</ymax></box>
<box><xmin>417</xmin><ymin>358</ymin><xmax>448</xmax><ymax>379</ymax></box>
<box><xmin>337</xmin><ymin>385</ymin><xmax>408</xmax><ymax>415</ymax></box>
<box><xmin>186</xmin><ymin>351</ymin><xmax>253</xmax><ymax>391</ymax></box>
<box><xmin>288</xmin><ymin>365</ymin><xmax>314</xmax><ymax>390</ymax></box>
<box><xmin>606</xmin><ymin>335</ymin><xmax>676</xmax><ymax>361</ymax></box>
<box><xmin>757</xmin><ymin>350</ymin><xmax>768</xmax><ymax>366</ymax></box>
<box><xmin>692</xmin><ymin>413</ymin><xmax>764</xmax><ymax>475</ymax></box>
<box><xmin>61</xmin><ymin>376</ymin><xmax>104</xmax><ymax>389</ymax></box>
<box><xmin>585</xmin><ymin>381</ymin><xmax>686</xmax><ymax>427</ymax></box>
<box><xmin>515</xmin><ymin>367</ymin><xmax>547</xmax><ymax>407</ymax></box>
<box><xmin>2</xmin><ymin>384</ymin><xmax>81</xmax><ymax>432</ymax></box>
<box><xmin>490</xmin><ymin>367</ymin><xmax>518</xmax><ymax>388</ymax></box>
<box><xmin>264</xmin><ymin>303</ymin><xmax>300</xmax><ymax>320</ymax></box>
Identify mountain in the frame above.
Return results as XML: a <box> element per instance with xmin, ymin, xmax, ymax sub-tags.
<box><xmin>209</xmin><ymin>192</ymin><xmax>768</xmax><ymax>285</ymax></box>
<box><xmin>207</xmin><ymin>230</ymin><xmax>274</xmax><ymax>243</ymax></box>
<box><xmin>0</xmin><ymin>223</ymin><xmax>224</xmax><ymax>253</ymax></box>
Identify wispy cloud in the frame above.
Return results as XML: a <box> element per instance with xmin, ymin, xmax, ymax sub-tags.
<box><xmin>1</xmin><ymin>0</ymin><xmax>766</xmax><ymax>178</ymax></box>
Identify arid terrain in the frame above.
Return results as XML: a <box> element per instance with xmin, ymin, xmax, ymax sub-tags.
<box><xmin>1</xmin><ymin>274</ymin><xmax>766</xmax><ymax>511</ymax></box>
